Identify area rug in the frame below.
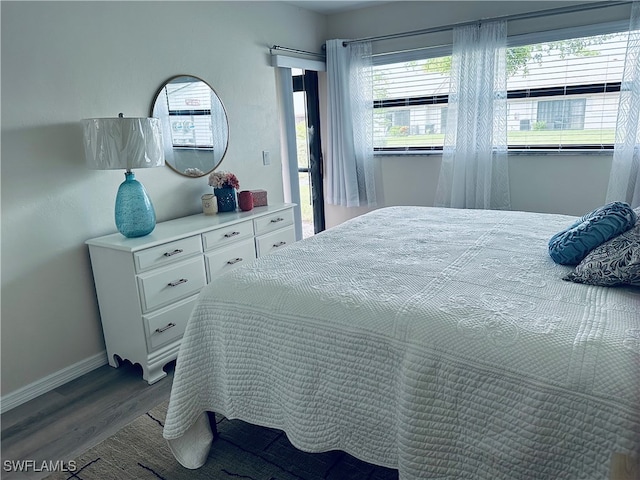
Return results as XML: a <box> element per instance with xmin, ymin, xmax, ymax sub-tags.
<box><xmin>45</xmin><ymin>401</ymin><xmax>398</xmax><ymax>480</ymax></box>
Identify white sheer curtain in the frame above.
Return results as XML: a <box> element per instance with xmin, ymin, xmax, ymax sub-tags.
<box><xmin>435</xmin><ymin>21</ymin><xmax>510</xmax><ymax>210</ymax></box>
<box><xmin>210</xmin><ymin>91</ymin><xmax>229</xmax><ymax>166</ymax></box>
<box><xmin>153</xmin><ymin>92</ymin><xmax>176</xmax><ymax>169</ymax></box>
<box><xmin>606</xmin><ymin>1</ymin><xmax>640</xmax><ymax>208</ymax></box>
<box><xmin>326</xmin><ymin>39</ymin><xmax>376</xmax><ymax>207</ymax></box>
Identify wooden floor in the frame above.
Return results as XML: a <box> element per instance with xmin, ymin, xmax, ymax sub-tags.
<box><xmin>1</xmin><ymin>361</ymin><xmax>174</xmax><ymax>480</ymax></box>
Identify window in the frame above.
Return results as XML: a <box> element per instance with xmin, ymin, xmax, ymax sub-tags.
<box><xmin>162</xmin><ymin>81</ymin><xmax>214</xmax><ymax>149</ymax></box>
<box><xmin>536</xmin><ymin>99</ymin><xmax>586</xmax><ymax>131</ymax></box>
<box><xmin>373</xmin><ymin>23</ymin><xmax>629</xmax><ymax>151</ymax></box>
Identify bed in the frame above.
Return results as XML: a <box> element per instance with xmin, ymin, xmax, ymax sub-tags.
<box><xmin>163</xmin><ymin>206</ymin><xmax>640</xmax><ymax>479</ymax></box>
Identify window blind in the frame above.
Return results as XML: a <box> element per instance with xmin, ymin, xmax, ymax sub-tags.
<box><xmin>372</xmin><ymin>21</ymin><xmax>632</xmax><ymax>151</ymax></box>
<box><xmin>164</xmin><ymin>81</ymin><xmax>214</xmax><ymax>149</ymax></box>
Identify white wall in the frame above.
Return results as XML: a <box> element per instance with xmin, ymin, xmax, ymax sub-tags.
<box><xmin>0</xmin><ymin>1</ymin><xmax>326</xmax><ymax>397</ymax></box>
<box><xmin>322</xmin><ymin>1</ymin><xmax>631</xmax><ymax>228</ymax></box>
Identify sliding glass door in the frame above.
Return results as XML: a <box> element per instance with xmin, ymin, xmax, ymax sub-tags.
<box><xmin>292</xmin><ymin>69</ymin><xmax>325</xmax><ymax>237</ymax></box>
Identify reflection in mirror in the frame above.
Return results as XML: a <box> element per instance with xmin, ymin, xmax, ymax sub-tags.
<box><xmin>151</xmin><ymin>75</ymin><xmax>229</xmax><ymax>177</ymax></box>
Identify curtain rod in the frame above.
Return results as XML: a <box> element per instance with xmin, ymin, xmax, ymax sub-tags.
<box><xmin>270</xmin><ymin>45</ymin><xmax>325</xmax><ymax>58</ymax></box>
<box><xmin>343</xmin><ymin>0</ymin><xmax>632</xmax><ymax>46</ymax></box>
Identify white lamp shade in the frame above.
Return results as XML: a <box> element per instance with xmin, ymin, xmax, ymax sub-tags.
<box><xmin>82</xmin><ymin>117</ymin><xmax>165</xmax><ymax>170</ymax></box>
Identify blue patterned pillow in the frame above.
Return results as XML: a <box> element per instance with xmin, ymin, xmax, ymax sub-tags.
<box><xmin>563</xmin><ymin>219</ymin><xmax>640</xmax><ymax>286</ymax></box>
<box><xmin>548</xmin><ymin>202</ymin><xmax>637</xmax><ymax>265</ymax></box>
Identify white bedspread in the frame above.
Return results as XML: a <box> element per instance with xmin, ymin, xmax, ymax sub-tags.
<box><xmin>164</xmin><ymin>206</ymin><xmax>640</xmax><ymax>479</ymax></box>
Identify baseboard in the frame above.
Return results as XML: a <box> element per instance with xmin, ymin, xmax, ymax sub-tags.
<box><xmin>0</xmin><ymin>351</ymin><xmax>108</xmax><ymax>414</ymax></box>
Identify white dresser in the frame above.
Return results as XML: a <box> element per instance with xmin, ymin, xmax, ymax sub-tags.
<box><xmin>86</xmin><ymin>204</ymin><xmax>296</xmax><ymax>384</ymax></box>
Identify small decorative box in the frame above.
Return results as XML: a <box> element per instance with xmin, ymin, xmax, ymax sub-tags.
<box><xmin>250</xmin><ymin>189</ymin><xmax>268</xmax><ymax>207</ymax></box>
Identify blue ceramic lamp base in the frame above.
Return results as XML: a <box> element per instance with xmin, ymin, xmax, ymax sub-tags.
<box><xmin>115</xmin><ymin>171</ymin><xmax>156</xmax><ymax>238</ymax></box>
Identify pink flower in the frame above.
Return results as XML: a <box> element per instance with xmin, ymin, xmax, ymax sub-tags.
<box><xmin>208</xmin><ymin>171</ymin><xmax>240</xmax><ymax>189</ymax></box>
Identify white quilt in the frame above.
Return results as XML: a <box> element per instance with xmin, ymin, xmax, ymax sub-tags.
<box><xmin>164</xmin><ymin>206</ymin><xmax>640</xmax><ymax>479</ymax></box>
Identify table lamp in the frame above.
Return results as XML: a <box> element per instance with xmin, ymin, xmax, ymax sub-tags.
<box><xmin>82</xmin><ymin>114</ymin><xmax>165</xmax><ymax>238</ymax></box>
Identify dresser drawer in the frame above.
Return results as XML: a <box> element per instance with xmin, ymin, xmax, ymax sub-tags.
<box><xmin>137</xmin><ymin>257</ymin><xmax>206</xmax><ymax>313</ymax></box>
<box><xmin>202</xmin><ymin>220</ymin><xmax>254</xmax><ymax>251</ymax></box>
<box><xmin>134</xmin><ymin>235</ymin><xmax>202</xmax><ymax>273</ymax></box>
<box><xmin>253</xmin><ymin>209</ymin><xmax>294</xmax><ymax>236</ymax></box>
<box><xmin>86</xmin><ymin>204</ymin><xmax>294</xmax><ymax>384</ymax></box>
<box><xmin>205</xmin><ymin>238</ymin><xmax>257</xmax><ymax>281</ymax></box>
<box><xmin>143</xmin><ymin>295</ymin><xmax>196</xmax><ymax>352</ymax></box>
<box><xmin>255</xmin><ymin>226</ymin><xmax>296</xmax><ymax>257</ymax></box>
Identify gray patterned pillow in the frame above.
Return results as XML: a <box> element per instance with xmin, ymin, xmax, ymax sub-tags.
<box><xmin>563</xmin><ymin>215</ymin><xmax>640</xmax><ymax>286</ymax></box>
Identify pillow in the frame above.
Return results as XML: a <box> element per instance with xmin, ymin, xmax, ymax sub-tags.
<box><xmin>548</xmin><ymin>202</ymin><xmax>637</xmax><ymax>265</ymax></box>
<box><xmin>563</xmin><ymin>220</ymin><xmax>640</xmax><ymax>286</ymax></box>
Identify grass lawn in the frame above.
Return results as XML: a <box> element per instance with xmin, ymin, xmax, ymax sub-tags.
<box><xmin>380</xmin><ymin>129</ymin><xmax>615</xmax><ymax>147</ymax></box>
<box><xmin>298</xmin><ymin>172</ymin><xmax>314</xmax><ymax>225</ymax></box>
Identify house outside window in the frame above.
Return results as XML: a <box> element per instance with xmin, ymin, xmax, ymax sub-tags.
<box><xmin>372</xmin><ymin>22</ymin><xmax>629</xmax><ymax>151</ymax></box>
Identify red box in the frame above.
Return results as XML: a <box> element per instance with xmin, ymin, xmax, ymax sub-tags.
<box><xmin>250</xmin><ymin>189</ymin><xmax>268</xmax><ymax>207</ymax></box>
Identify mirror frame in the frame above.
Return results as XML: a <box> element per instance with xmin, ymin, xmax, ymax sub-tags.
<box><xmin>150</xmin><ymin>75</ymin><xmax>229</xmax><ymax>178</ymax></box>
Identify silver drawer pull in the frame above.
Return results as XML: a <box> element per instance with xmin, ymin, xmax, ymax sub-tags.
<box><xmin>270</xmin><ymin>217</ymin><xmax>285</xmax><ymax>223</ymax></box>
<box><xmin>224</xmin><ymin>231</ymin><xmax>240</xmax><ymax>238</ymax></box>
<box><xmin>227</xmin><ymin>257</ymin><xmax>243</xmax><ymax>265</ymax></box>
<box><xmin>155</xmin><ymin>322</ymin><xmax>176</xmax><ymax>333</ymax></box>
<box><xmin>273</xmin><ymin>241</ymin><xmax>287</xmax><ymax>248</ymax></box>
<box><xmin>163</xmin><ymin>249</ymin><xmax>183</xmax><ymax>257</ymax></box>
<box><xmin>167</xmin><ymin>278</ymin><xmax>188</xmax><ymax>287</ymax></box>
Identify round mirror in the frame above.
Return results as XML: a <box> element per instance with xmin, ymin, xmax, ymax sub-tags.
<box><xmin>151</xmin><ymin>75</ymin><xmax>229</xmax><ymax>177</ymax></box>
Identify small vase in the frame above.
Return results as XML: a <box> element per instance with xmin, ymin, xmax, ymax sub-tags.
<box><xmin>213</xmin><ymin>187</ymin><xmax>237</xmax><ymax>212</ymax></box>
<box><xmin>238</xmin><ymin>190</ymin><xmax>254</xmax><ymax>211</ymax></box>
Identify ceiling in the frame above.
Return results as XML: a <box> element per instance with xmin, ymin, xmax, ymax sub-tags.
<box><xmin>283</xmin><ymin>0</ymin><xmax>393</xmax><ymax>15</ymax></box>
